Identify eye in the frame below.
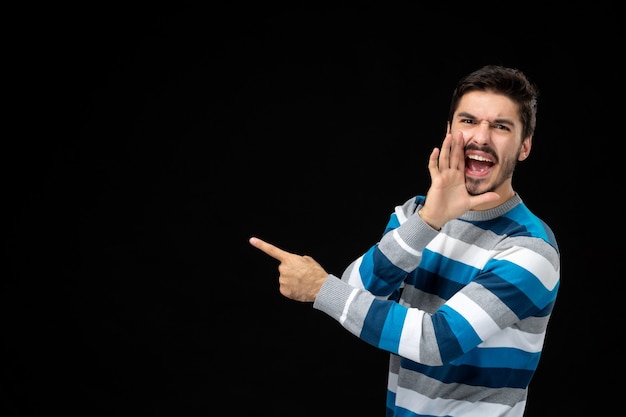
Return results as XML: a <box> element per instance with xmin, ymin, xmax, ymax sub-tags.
<box><xmin>493</xmin><ymin>123</ymin><xmax>510</xmax><ymax>131</ymax></box>
<box><xmin>461</xmin><ymin>119</ymin><xmax>475</xmax><ymax>124</ymax></box>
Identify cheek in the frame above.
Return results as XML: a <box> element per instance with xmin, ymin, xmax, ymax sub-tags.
<box><xmin>450</xmin><ymin>125</ymin><xmax>472</xmax><ymax>141</ymax></box>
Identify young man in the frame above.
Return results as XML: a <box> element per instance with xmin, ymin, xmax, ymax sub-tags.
<box><xmin>249</xmin><ymin>65</ymin><xmax>560</xmax><ymax>417</ymax></box>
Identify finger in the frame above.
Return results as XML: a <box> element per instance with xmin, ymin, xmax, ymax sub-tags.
<box><xmin>469</xmin><ymin>192</ymin><xmax>500</xmax><ymax>209</ymax></box>
<box><xmin>438</xmin><ymin>133</ymin><xmax>453</xmax><ymax>169</ymax></box>
<box><xmin>449</xmin><ymin>131</ymin><xmax>465</xmax><ymax>170</ymax></box>
<box><xmin>249</xmin><ymin>237</ymin><xmax>290</xmax><ymax>262</ymax></box>
<box><xmin>427</xmin><ymin>147</ymin><xmax>440</xmax><ymax>176</ymax></box>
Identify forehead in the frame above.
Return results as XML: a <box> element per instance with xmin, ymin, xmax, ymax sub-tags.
<box><xmin>456</xmin><ymin>91</ymin><xmax>521</xmax><ymax>123</ymax></box>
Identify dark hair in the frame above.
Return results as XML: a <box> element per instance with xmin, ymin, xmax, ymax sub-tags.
<box><xmin>448</xmin><ymin>65</ymin><xmax>539</xmax><ymax>140</ymax></box>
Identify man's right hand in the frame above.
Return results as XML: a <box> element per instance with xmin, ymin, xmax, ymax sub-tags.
<box><xmin>419</xmin><ymin>131</ymin><xmax>500</xmax><ymax>230</ymax></box>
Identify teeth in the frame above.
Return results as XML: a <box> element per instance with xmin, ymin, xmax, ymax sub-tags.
<box><xmin>467</xmin><ymin>155</ymin><xmax>491</xmax><ymax>162</ymax></box>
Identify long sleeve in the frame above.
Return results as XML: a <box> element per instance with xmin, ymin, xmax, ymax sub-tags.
<box><xmin>313</xmin><ymin>194</ymin><xmax>560</xmax><ymax>368</ymax></box>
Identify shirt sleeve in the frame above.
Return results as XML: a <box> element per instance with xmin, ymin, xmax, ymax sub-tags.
<box><xmin>313</xmin><ymin>197</ymin><xmax>560</xmax><ymax>367</ymax></box>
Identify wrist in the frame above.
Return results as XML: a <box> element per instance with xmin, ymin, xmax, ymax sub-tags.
<box><xmin>418</xmin><ymin>209</ymin><xmax>441</xmax><ymax>231</ymax></box>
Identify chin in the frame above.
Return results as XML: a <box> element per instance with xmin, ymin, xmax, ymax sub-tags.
<box><xmin>465</xmin><ymin>178</ymin><xmax>490</xmax><ymax>196</ymax></box>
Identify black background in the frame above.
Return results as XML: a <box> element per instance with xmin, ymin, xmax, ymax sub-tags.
<box><xmin>5</xmin><ymin>4</ymin><xmax>623</xmax><ymax>416</ymax></box>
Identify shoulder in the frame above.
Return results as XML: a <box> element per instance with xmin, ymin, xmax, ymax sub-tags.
<box><xmin>506</xmin><ymin>203</ymin><xmax>559</xmax><ymax>253</ymax></box>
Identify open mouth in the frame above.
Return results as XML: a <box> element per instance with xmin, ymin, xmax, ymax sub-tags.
<box><xmin>465</xmin><ymin>154</ymin><xmax>494</xmax><ymax>176</ymax></box>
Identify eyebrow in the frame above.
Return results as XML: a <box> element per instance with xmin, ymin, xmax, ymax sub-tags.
<box><xmin>456</xmin><ymin>111</ymin><xmax>516</xmax><ymax>128</ymax></box>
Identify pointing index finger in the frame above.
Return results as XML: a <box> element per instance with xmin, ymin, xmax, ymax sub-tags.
<box><xmin>249</xmin><ymin>237</ymin><xmax>290</xmax><ymax>262</ymax></box>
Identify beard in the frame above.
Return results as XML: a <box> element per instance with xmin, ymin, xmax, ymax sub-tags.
<box><xmin>465</xmin><ymin>150</ymin><xmax>520</xmax><ymax>196</ymax></box>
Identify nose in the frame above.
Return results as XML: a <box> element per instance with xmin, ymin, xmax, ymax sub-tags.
<box><xmin>471</xmin><ymin>120</ymin><xmax>492</xmax><ymax>145</ymax></box>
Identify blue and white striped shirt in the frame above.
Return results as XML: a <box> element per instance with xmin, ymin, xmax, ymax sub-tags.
<box><xmin>314</xmin><ymin>193</ymin><xmax>560</xmax><ymax>417</ymax></box>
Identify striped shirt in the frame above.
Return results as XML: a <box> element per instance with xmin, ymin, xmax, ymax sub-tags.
<box><xmin>313</xmin><ymin>193</ymin><xmax>560</xmax><ymax>416</ymax></box>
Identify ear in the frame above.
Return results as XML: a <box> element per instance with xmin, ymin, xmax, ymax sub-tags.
<box><xmin>446</xmin><ymin>121</ymin><xmax>451</xmax><ymax>134</ymax></box>
<box><xmin>518</xmin><ymin>136</ymin><xmax>532</xmax><ymax>161</ymax></box>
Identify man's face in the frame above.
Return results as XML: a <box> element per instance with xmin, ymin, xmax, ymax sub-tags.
<box><xmin>449</xmin><ymin>90</ymin><xmax>531</xmax><ymax>197</ymax></box>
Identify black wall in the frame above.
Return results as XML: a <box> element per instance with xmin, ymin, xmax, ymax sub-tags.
<box><xmin>5</xmin><ymin>4</ymin><xmax>621</xmax><ymax>416</ymax></box>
